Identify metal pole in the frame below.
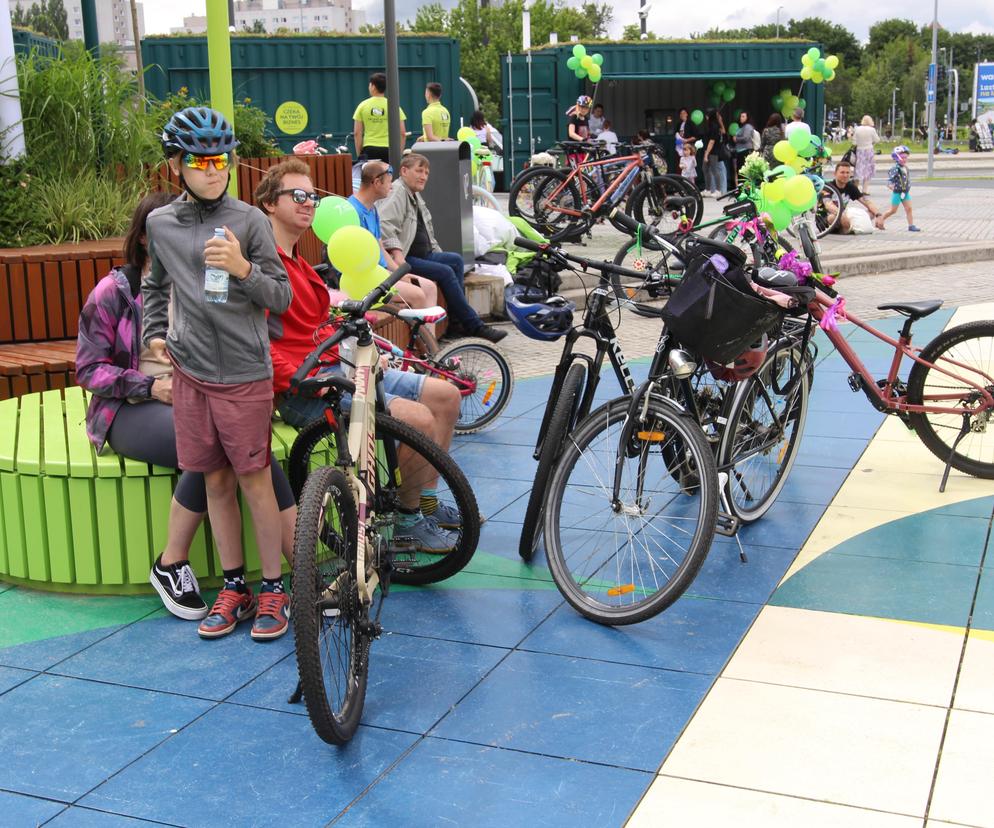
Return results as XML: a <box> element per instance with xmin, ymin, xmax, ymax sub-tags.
<box><xmin>0</xmin><ymin>0</ymin><xmax>25</xmax><ymax>159</ymax></box>
<box><xmin>506</xmin><ymin>52</ymin><xmax>515</xmax><ymax>175</ymax></box>
<box><xmin>130</xmin><ymin>0</ymin><xmax>145</xmax><ymax>99</ymax></box>
<box><xmin>384</xmin><ymin>0</ymin><xmax>402</xmax><ymax>171</ymax></box>
<box><xmin>81</xmin><ymin>0</ymin><xmax>99</xmax><ymax>55</ymax></box>
<box><xmin>952</xmin><ymin>68</ymin><xmax>959</xmax><ymax>141</ymax></box>
<box><xmin>640</xmin><ymin>1</ymin><xmax>648</xmax><ymax>36</ymax></box>
<box><xmin>776</xmin><ymin>6</ymin><xmax>784</xmax><ymax>38</ymax></box>
<box><xmin>891</xmin><ymin>88</ymin><xmax>898</xmax><ymax>138</ymax></box>
<box><xmin>912</xmin><ymin>100</ymin><xmax>916</xmax><ymax>136</ymax></box>
<box><xmin>927</xmin><ymin>0</ymin><xmax>938</xmax><ymax>179</ymax></box>
<box><xmin>946</xmin><ymin>45</ymin><xmax>953</xmax><ymax>132</ymax></box>
<box><xmin>523</xmin><ymin>6</ymin><xmax>533</xmax><ymax>157</ymax></box>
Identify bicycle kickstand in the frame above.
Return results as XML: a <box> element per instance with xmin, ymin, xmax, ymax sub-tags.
<box><xmin>939</xmin><ymin>413</ymin><xmax>972</xmax><ymax>494</ymax></box>
<box><xmin>716</xmin><ymin>472</ymin><xmax>747</xmax><ymax>563</ymax></box>
<box><xmin>288</xmin><ymin>680</ymin><xmax>303</xmax><ymax>705</ymax></box>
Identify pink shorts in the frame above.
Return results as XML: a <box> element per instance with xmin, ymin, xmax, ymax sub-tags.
<box><xmin>172</xmin><ymin>366</ymin><xmax>274</xmax><ymax>475</ymax></box>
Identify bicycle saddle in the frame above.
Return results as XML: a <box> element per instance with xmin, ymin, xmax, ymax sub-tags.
<box><xmin>396</xmin><ymin>306</ymin><xmax>448</xmax><ymax>323</ymax></box>
<box><xmin>876</xmin><ymin>300</ymin><xmax>943</xmax><ymax>319</ymax></box>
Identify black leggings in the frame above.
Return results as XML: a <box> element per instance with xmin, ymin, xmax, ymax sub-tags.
<box><xmin>106</xmin><ymin>401</ymin><xmax>295</xmax><ymax>513</ymax></box>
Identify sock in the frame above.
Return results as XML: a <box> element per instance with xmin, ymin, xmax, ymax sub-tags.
<box><xmin>397</xmin><ymin>507</ymin><xmax>421</xmax><ymax>529</ymax></box>
<box><xmin>420</xmin><ymin>488</ymin><xmax>439</xmax><ymax>516</ymax></box>
<box><xmin>222</xmin><ymin>566</ymin><xmax>247</xmax><ymax>594</ymax></box>
<box><xmin>260</xmin><ymin>577</ymin><xmax>284</xmax><ymax>595</ymax></box>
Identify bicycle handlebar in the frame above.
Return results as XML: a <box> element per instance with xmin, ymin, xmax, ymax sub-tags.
<box><xmin>514</xmin><ymin>234</ymin><xmax>679</xmax><ymax>284</ymax></box>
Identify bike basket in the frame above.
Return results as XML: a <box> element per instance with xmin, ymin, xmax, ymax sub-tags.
<box><xmin>660</xmin><ymin>255</ymin><xmax>785</xmax><ymax>364</ymax></box>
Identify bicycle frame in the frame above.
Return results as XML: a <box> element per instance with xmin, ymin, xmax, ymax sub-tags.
<box><xmin>809</xmin><ymin>291</ymin><xmax>994</xmax><ymax>416</ymax></box>
<box><xmin>541</xmin><ymin>153</ymin><xmax>647</xmax><ymax>219</ymax></box>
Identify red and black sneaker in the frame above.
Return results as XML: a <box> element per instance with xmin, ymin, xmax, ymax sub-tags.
<box><xmin>251</xmin><ymin>591</ymin><xmax>290</xmax><ymax>641</ymax></box>
<box><xmin>198</xmin><ymin>588</ymin><xmax>257</xmax><ymax>639</ymax></box>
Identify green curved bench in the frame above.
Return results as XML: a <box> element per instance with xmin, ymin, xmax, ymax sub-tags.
<box><xmin>0</xmin><ymin>386</ymin><xmax>300</xmax><ymax>594</ymax></box>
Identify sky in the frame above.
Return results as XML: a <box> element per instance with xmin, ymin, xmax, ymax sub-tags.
<box><xmin>144</xmin><ymin>0</ymin><xmax>994</xmax><ymax>43</ymax></box>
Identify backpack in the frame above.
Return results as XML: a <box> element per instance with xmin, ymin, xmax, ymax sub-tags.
<box><xmin>751</xmin><ymin>126</ymin><xmax>761</xmax><ymax>151</ymax></box>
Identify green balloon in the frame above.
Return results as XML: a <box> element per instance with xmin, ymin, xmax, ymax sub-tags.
<box><xmin>788</xmin><ymin>126</ymin><xmax>812</xmax><ymax>151</ymax></box>
<box><xmin>768</xmin><ymin>200</ymin><xmax>792</xmax><ymax>231</ymax></box>
<box><xmin>312</xmin><ymin>196</ymin><xmax>359</xmax><ymax>244</ymax></box>
<box><xmin>732</xmin><ymin>109</ymin><xmax>742</xmax><ymax>121</ymax></box>
<box><xmin>723</xmin><ymin>88</ymin><xmax>735</xmax><ymax>102</ymax></box>
<box><xmin>691</xmin><ymin>109</ymin><xmax>704</xmax><ymax>125</ymax></box>
<box><xmin>592</xmin><ymin>53</ymin><xmax>604</xmax><ymax>66</ymax></box>
<box><xmin>728</xmin><ymin>123</ymin><xmax>739</xmax><ymax>136</ymax></box>
<box><xmin>588</xmin><ymin>66</ymin><xmax>602</xmax><ymax>83</ymax></box>
<box><xmin>576</xmin><ymin>67</ymin><xmax>588</xmax><ymax>79</ymax></box>
<box><xmin>709</xmin><ymin>94</ymin><xmax>721</xmax><ymax>107</ymax></box>
<box><xmin>714</xmin><ymin>81</ymin><xmax>726</xmax><ymax>94</ymax></box>
<box><xmin>566</xmin><ymin>56</ymin><xmax>579</xmax><ymax>70</ymax></box>
<box><xmin>807</xmin><ymin>47</ymin><xmax>820</xmax><ymax>61</ymax></box>
<box><xmin>772</xmin><ymin>94</ymin><xmax>784</xmax><ymax>111</ymax></box>
<box><xmin>797</xmin><ymin>97</ymin><xmax>806</xmax><ymax>110</ymax></box>
<box><xmin>572</xmin><ymin>44</ymin><xmax>586</xmax><ymax>59</ymax></box>
<box><xmin>824</xmin><ymin>67</ymin><xmax>835</xmax><ymax>81</ymax></box>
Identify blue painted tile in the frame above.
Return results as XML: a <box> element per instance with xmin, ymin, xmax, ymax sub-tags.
<box><xmin>457</xmin><ymin>415</ymin><xmax>541</xmax><ymax>446</ymax></box>
<box><xmin>231</xmin><ymin>634</ymin><xmax>507</xmax><ymax>734</ymax></box>
<box><xmin>47</xmin><ymin>807</ymin><xmax>157</xmax><ymax>826</ymax></box>
<box><xmin>931</xmin><ymin>496</ymin><xmax>994</xmax><ymax>520</ymax></box>
<box><xmin>0</xmin><ymin>626</ymin><xmax>128</xmax><ymax>672</ymax></box>
<box><xmin>468</xmin><ymin>523</ymin><xmax>554</xmax><ymax>582</ymax></box>
<box><xmin>431</xmin><ymin>649</ymin><xmax>710</xmax><ymax>770</ymax></box>
<box><xmin>0</xmin><ymin>674</ymin><xmax>211</xmax><ymax>801</ymax></box>
<box><xmin>500</xmin><ymin>379</ymin><xmax>553</xmax><ymax>418</ymax></box>
<box><xmin>337</xmin><ymin>736</ymin><xmax>652</xmax><ymax>827</ymax></box>
<box><xmin>383</xmin><ymin>587</ymin><xmax>562</xmax><ymax>648</ymax></box>
<box><xmin>522</xmin><ymin>597</ymin><xmax>758</xmax><ymax>675</ymax></box>
<box><xmin>688</xmin><ymin>541</ymin><xmax>799</xmax><ymax>604</ymax></box>
<box><xmin>734</xmin><ymin>500</ymin><xmax>826</xmax><ymax>549</ymax></box>
<box><xmin>807</xmin><ymin>382</ymin><xmax>882</xmax><ymax>413</ymax></box>
<box><xmin>775</xmin><ymin>465</ymin><xmax>849</xmax><ymax>506</ymax></box>
<box><xmin>468</xmin><ymin>478</ymin><xmax>534</xmax><ymax>522</ymax></box>
<box><xmin>830</xmin><ymin>510</ymin><xmax>989</xmax><ymax>567</ymax></box>
<box><xmin>53</xmin><ymin>616</ymin><xmax>293</xmax><ymax>700</ymax></box>
<box><xmin>795</xmin><ymin>435</ymin><xmax>868</xmax><ymax>469</ymax></box>
<box><xmin>451</xmin><ymin>441</ymin><xmax>542</xmax><ymax>482</ymax></box>
<box><xmin>772</xmin><ymin>553</ymin><xmax>979</xmax><ymax>627</ymax></box>
<box><xmin>0</xmin><ymin>790</ymin><xmax>65</xmax><ymax>825</ymax></box>
<box><xmin>81</xmin><ymin>704</ymin><xmax>417</xmax><ymax>827</ymax></box>
<box><xmin>0</xmin><ymin>665</ymin><xmax>36</xmax><ymax>695</ymax></box>
<box><xmin>973</xmin><ymin>567</ymin><xmax>994</xmax><ymax>633</ymax></box>
<box><xmin>804</xmin><ymin>408</ymin><xmax>885</xmax><ymax>440</ymax></box>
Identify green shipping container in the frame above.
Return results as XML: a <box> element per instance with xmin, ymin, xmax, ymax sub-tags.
<box><xmin>142</xmin><ymin>36</ymin><xmax>464</xmax><ymax>151</ymax></box>
<box><xmin>12</xmin><ymin>29</ymin><xmax>60</xmax><ymax>57</ymax></box>
<box><xmin>501</xmin><ymin>41</ymin><xmax>824</xmax><ymax>176</ymax></box>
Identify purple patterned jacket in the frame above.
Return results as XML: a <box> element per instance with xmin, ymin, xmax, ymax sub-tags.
<box><xmin>75</xmin><ymin>268</ymin><xmax>154</xmax><ymax>452</ymax></box>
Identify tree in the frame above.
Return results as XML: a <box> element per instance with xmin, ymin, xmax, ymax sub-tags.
<box><xmin>11</xmin><ymin>0</ymin><xmax>68</xmax><ymax>41</ymax></box>
<box><xmin>243</xmin><ymin>19</ymin><xmax>266</xmax><ymax>34</ymax></box>
<box><xmin>622</xmin><ymin>23</ymin><xmax>658</xmax><ymax>40</ymax></box>
<box><xmin>580</xmin><ymin>2</ymin><xmax>612</xmax><ymax>39</ymax></box>
<box><xmin>867</xmin><ymin>19</ymin><xmax>919</xmax><ymax>57</ymax></box>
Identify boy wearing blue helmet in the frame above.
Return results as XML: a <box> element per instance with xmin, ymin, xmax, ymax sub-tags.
<box><xmin>144</xmin><ymin>106</ymin><xmax>294</xmax><ymax>641</ymax></box>
<box><xmin>879</xmin><ymin>146</ymin><xmax>920</xmax><ymax>232</ymax></box>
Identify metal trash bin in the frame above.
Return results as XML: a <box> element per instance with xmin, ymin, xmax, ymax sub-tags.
<box><xmin>416</xmin><ymin>141</ymin><xmax>475</xmax><ymax>264</ymax></box>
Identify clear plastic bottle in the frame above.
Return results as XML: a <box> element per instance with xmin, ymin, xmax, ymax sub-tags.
<box><xmin>204</xmin><ymin>228</ymin><xmax>229</xmax><ymax>304</ymax></box>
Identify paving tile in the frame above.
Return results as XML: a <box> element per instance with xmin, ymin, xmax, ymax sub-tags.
<box><xmin>53</xmin><ymin>616</ymin><xmax>294</xmax><ymax>700</ymax></box>
<box><xmin>0</xmin><ymin>665</ymin><xmax>36</xmax><ymax>695</ymax></box>
<box><xmin>628</xmin><ymin>776</ymin><xmax>922</xmax><ymax>828</ymax></box>
<box><xmin>457</xmin><ymin>414</ymin><xmax>541</xmax><ymax>446</ymax></box>
<box><xmin>432</xmin><ymin>650</ymin><xmax>710</xmax><ymax>770</ymax></box>
<box><xmin>973</xmin><ymin>568</ymin><xmax>994</xmax><ymax>633</ymax></box>
<box><xmin>465</xmin><ymin>478</ymin><xmax>534</xmax><ymax>523</ymax></box>
<box><xmin>686</xmin><ymin>540</ymin><xmax>797</xmax><ymax>604</ymax></box>
<box><xmin>0</xmin><ymin>582</ymin><xmax>15</xmax><ymax>594</ymax></box>
<box><xmin>0</xmin><ymin>674</ymin><xmax>211</xmax><ymax>801</ymax></box>
<box><xmin>774</xmin><ymin>464</ymin><xmax>850</xmax><ymax>506</ymax></box>
<box><xmin>382</xmin><ymin>587</ymin><xmax>563</xmax><ymax>648</ymax></box>
<box><xmin>831</xmin><ymin>468</ymin><xmax>994</xmax><ymax>514</ymax></box>
<box><xmin>661</xmin><ymin>678</ymin><xmax>946</xmax><ymax>816</ymax></box>
<box><xmin>47</xmin><ymin>807</ymin><xmax>159</xmax><ymax>826</ymax></box>
<box><xmin>734</xmin><ymin>500</ymin><xmax>827</xmax><ymax>550</ymax></box>
<box><xmin>955</xmin><ymin>633</ymin><xmax>994</xmax><ymax>714</ymax></box>
<box><xmin>522</xmin><ymin>596</ymin><xmax>758</xmax><ymax>675</ymax></box>
<box><xmin>0</xmin><ymin>626</ymin><xmax>133</xmax><ymax>672</ymax></box>
<box><xmin>336</xmin><ymin>737</ymin><xmax>652</xmax><ymax>827</ymax></box>
<box><xmin>795</xmin><ymin>435</ymin><xmax>869</xmax><ymax>469</ymax></box>
<box><xmin>772</xmin><ymin>552</ymin><xmax>978</xmax><ymax>627</ymax></box>
<box><xmin>451</xmin><ymin>440</ymin><xmax>542</xmax><ymax>482</ymax></box>
<box><xmin>929</xmin><ymin>709</ymin><xmax>994</xmax><ymax>827</ymax></box>
<box><xmin>230</xmin><ymin>634</ymin><xmax>508</xmax><ymax>734</ymax></box>
<box><xmin>724</xmin><ymin>606</ymin><xmax>961</xmax><ymax>706</ymax></box>
<box><xmin>0</xmin><ymin>790</ymin><xmax>66</xmax><ymax>825</ymax></box>
<box><xmin>82</xmin><ymin>703</ymin><xmax>416</xmax><ymax>826</ymax></box>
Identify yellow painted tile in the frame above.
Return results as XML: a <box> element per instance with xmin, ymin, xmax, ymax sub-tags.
<box><xmin>954</xmin><ymin>633</ymin><xmax>994</xmax><ymax>715</ymax></box>
<box><xmin>949</xmin><ymin>303</ymin><xmax>994</xmax><ymax>326</ymax></box>
<box><xmin>831</xmin><ymin>468</ymin><xmax>993</xmax><ymax>514</ymax></box>
<box><xmin>928</xmin><ymin>709</ymin><xmax>994</xmax><ymax>827</ymax></box>
<box><xmin>627</xmin><ymin>776</ymin><xmax>922</xmax><ymax>828</ymax></box>
<box><xmin>724</xmin><ymin>607</ymin><xmax>960</xmax><ymax>706</ymax></box>
<box><xmin>661</xmin><ymin>678</ymin><xmax>946</xmax><ymax>816</ymax></box>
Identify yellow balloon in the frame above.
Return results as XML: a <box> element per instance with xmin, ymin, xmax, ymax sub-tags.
<box><xmin>339</xmin><ymin>265</ymin><xmax>391</xmax><ymax>306</ymax></box>
<box><xmin>773</xmin><ymin>141</ymin><xmax>796</xmax><ymax>163</ymax></box>
<box><xmin>765</xmin><ymin>179</ymin><xmax>786</xmax><ymax>202</ymax></box>
<box><xmin>456</xmin><ymin>126</ymin><xmax>476</xmax><ymax>141</ymax></box>
<box><xmin>581</xmin><ymin>55</ymin><xmax>594</xmax><ymax>69</ymax></box>
<box><xmin>825</xmin><ymin>55</ymin><xmax>839</xmax><ymax>69</ymax></box>
<box><xmin>812</xmin><ymin>71</ymin><xmax>824</xmax><ymax>83</ymax></box>
<box><xmin>327</xmin><ymin>225</ymin><xmax>380</xmax><ymax>274</ymax></box>
<box><xmin>784</xmin><ymin>175</ymin><xmax>815</xmax><ymax>209</ymax></box>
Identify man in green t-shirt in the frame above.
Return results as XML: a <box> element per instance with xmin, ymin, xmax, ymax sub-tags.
<box><xmin>353</xmin><ymin>71</ymin><xmax>407</xmax><ymax>163</ymax></box>
<box><xmin>421</xmin><ymin>82</ymin><xmax>451</xmax><ymax>142</ymax></box>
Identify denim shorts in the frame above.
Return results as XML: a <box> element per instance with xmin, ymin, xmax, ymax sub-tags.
<box><xmin>279</xmin><ymin>366</ymin><xmax>425</xmax><ymax>430</ymax></box>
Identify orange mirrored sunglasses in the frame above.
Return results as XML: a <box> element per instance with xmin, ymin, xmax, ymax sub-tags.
<box><xmin>182</xmin><ymin>152</ymin><xmax>230</xmax><ymax>171</ymax></box>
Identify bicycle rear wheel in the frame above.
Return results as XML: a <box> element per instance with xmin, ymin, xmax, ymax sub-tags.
<box><xmin>718</xmin><ymin>342</ymin><xmax>810</xmax><ymax>522</ymax></box>
<box><xmin>543</xmin><ymin>396</ymin><xmax>718</xmax><ymax>625</ymax></box>
<box><xmin>292</xmin><ymin>466</ymin><xmax>367</xmax><ymax>745</ymax></box>
<box><xmin>532</xmin><ymin>169</ymin><xmax>589</xmax><ymax>242</ymax></box>
<box><xmin>907</xmin><ymin>321</ymin><xmax>994</xmax><ymax>479</ymax></box>
<box><xmin>797</xmin><ymin>220</ymin><xmax>823</xmax><ymax>274</ymax></box>
<box><xmin>508</xmin><ymin>167</ymin><xmax>553</xmax><ymax>225</ymax></box>
<box><xmin>628</xmin><ymin>175</ymin><xmax>702</xmax><ymax>235</ymax></box>
<box><xmin>472</xmin><ymin>185</ymin><xmax>500</xmax><ymax>210</ymax></box>
<box><xmin>816</xmin><ymin>183</ymin><xmax>842</xmax><ymax>238</ymax></box>
<box><xmin>434</xmin><ymin>337</ymin><xmax>515</xmax><ymax>433</ymax></box>
<box><xmin>519</xmin><ymin>361</ymin><xmax>586</xmax><ymax>562</ymax></box>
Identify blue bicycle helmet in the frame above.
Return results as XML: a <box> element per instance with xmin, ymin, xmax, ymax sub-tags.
<box><xmin>504</xmin><ymin>284</ymin><xmax>574</xmax><ymax>342</ymax></box>
<box><xmin>161</xmin><ymin>106</ymin><xmax>239</xmax><ymax>157</ymax></box>
<box><xmin>891</xmin><ymin>144</ymin><xmax>910</xmax><ymax>161</ymax></box>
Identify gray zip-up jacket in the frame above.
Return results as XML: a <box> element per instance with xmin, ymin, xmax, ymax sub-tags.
<box><xmin>142</xmin><ymin>196</ymin><xmax>292</xmax><ymax>384</ymax></box>
<box><xmin>379</xmin><ymin>178</ymin><xmax>441</xmax><ymax>256</ymax></box>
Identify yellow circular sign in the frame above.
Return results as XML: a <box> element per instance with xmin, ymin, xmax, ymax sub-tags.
<box><xmin>275</xmin><ymin>101</ymin><xmax>308</xmax><ymax>135</ymax></box>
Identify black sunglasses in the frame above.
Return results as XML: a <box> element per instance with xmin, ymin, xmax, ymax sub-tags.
<box><xmin>278</xmin><ymin>188</ymin><xmax>321</xmax><ymax>205</ymax></box>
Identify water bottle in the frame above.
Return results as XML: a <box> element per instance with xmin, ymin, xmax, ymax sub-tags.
<box><xmin>204</xmin><ymin>228</ymin><xmax>229</xmax><ymax>304</ymax></box>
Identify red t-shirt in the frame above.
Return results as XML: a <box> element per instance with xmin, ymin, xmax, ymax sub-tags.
<box><xmin>269</xmin><ymin>245</ymin><xmax>335</xmax><ymax>394</ymax></box>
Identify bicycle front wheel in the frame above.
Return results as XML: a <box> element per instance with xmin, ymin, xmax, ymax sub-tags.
<box><xmin>816</xmin><ymin>183</ymin><xmax>842</xmax><ymax>238</ymax></box>
<box><xmin>472</xmin><ymin>185</ymin><xmax>500</xmax><ymax>210</ymax></box>
<box><xmin>543</xmin><ymin>396</ymin><xmax>719</xmax><ymax>625</ymax></box>
<box><xmin>434</xmin><ymin>337</ymin><xmax>515</xmax><ymax>433</ymax></box>
<box><xmin>907</xmin><ymin>321</ymin><xmax>994</xmax><ymax>479</ymax></box>
<box><xmin>292</xmin><ymin>465</ymin><xmax>368</xmax><ymax>745</ymax></box>
<box><xmin>718</xmin><ymin>342</ymin><xmax>810</xmax><ymax>522</ymax></box>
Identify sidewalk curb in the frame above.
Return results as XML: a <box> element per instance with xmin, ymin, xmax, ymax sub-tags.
<box><xmin>825</xmin><ymin>244</ymin><xmax>994</xmax><ymax>278</ymax></box>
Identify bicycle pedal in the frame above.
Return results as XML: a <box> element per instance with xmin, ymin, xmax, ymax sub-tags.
<box><xmin>847</xmin><ymin>372</ymin><xmax>861</xmax><ymax>393</ymax></box>
<box><xmin>715</xmin><ymin>511</ymin><xmax>740</xmax><ymax>537</ymax></box>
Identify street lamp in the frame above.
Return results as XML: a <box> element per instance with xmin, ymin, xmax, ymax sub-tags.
<box><xmin>927</xmin><ymin>0</ymin><xmax>938</xmax><ymax>178</ymax></box>
<box><xmin>523</xmin><ymin>0</ymin><xmax>535</xmax><ymax>156</ymax></box>
<box><xmin>776</xmin><ymin>6</ymin><xmax>785</xmax><ymax>38</ymax></box>
<box><xmin>891</xmin><ymin>86</ymin><xmax>900</xmax><ymax>138</ymax></box>
<box><xmin>638</xmin><ymin>2</ymin><xmax>652</xmax><ymax>39</ymax></box>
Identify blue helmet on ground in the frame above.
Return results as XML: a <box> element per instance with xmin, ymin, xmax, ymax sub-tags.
<box><xmin>162</xmin><ymin>106</ymin><xmax>238</xmax><ymax>157</ymax></box>
<box><xmin>504</xmin><ymin>284</ymin><xmax>575</xmax><ymax>342</ymax></box>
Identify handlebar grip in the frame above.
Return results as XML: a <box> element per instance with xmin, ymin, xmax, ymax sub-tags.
<box><xmin>290</xmin><ymin>351</ymin><xmax>323</xmax><ymax>390</ymax></box>
<box><xmin>608</xmin><ymin>208</ymin><xmax>640</xmax><ymax>234</ymax></box>
<box><xmin>513</xmin><ymin>236</ymin><xmax>547</xmax><ymax>253</ymax></box>
<box><xmin>357</xmin><ymin>263</ymin><xmax>412</xmax><ymax>315</ymax></box>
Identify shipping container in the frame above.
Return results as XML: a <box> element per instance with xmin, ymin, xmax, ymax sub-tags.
<box><xmin>12</xmin><ymin>29</ymin><xmax>60</xmax><ymax>57</ymax></box>
<box><xmin>142</xmin><ymin>36</ymin><xmax>464</xmax><ymax>152</ymax></box>
<box><xmin>501</xmin><ymin>41</ymin><xmax>825</xmax><ymax>176</ymax></box>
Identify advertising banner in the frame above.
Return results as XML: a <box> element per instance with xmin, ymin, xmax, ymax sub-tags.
<box><xmin>975</xmin><ymin>62</ymin><xmax>994</xmax><ymax>126</ymax></box>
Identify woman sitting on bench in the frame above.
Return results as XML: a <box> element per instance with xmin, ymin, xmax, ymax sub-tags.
<box><xmin>75</xmin><ymin>193</ymin><xmax>297</xmax><ymax>622</ymax></box>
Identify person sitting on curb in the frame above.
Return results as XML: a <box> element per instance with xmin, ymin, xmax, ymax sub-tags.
<box><xmin>379</xmin><ymin>153</ymin><xmax>506</xmax><ymax>343</ymax></box>
<box><xmin>822</xmin><ymin>158</ymin><xmax>886</xmax><ymax>234</ymax></box>
<box><xmin>257</xmin><ymin>158</ymin><xmax>464</xmax><ymax>553</ymax></box>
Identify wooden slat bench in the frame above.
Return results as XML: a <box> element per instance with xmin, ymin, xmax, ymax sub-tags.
<box><xmin>0</xmin><ymin>340</ymin><xmax>79</xmax><ymax>402</ymax></box>
<box><xmin>0</xmin><ymin>386</ymin><xmax>299</xmax><ymax>594</ymax></box>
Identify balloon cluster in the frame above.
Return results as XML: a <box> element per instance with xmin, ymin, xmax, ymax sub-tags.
<box><xmin>756</xmin><ymin>166</ymin><xmax>817</xmax><ymax>232</ymax></box>
<box><xmin>456</xmin><ymin>125</ymin><xmax>488</xmax><ymax>174</ymax></box>
<box><xmin>771</xmin><ymin>122</ymin><xmax>825</xmax><ymax>173</ymax></box>
<box><xmin>312</xmin><ymin>196</ymin><xmax>392</xmax><ymax>306</ymax></box>
<box><xmin>799</xmin><ymin>47</ymin><xmax>839</xmax><ymax>84</ymax></box>
<box><xmin>771</xmin><ymin>87</ymin><xmax>805</xmax><ymax>120</ymax></box>
<box><xmin>707</xmin><ymin>79</ymin><xmax>736</xmax><ymax>107</ymax></box>
<box><xmin>566</xmin><ymin>44</ymin><xmax>604</xmax><ymax>83</ymax></box>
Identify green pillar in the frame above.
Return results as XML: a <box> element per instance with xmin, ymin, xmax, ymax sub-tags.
<box><xmin>81</xmin><ymin>0</ymin><xmax>98</xmax><ymax>55</ymax></box>
<box><xmin>205</xmin><ymin>0</ymin><xmax>237</xmax><ymax>196</ymax></box>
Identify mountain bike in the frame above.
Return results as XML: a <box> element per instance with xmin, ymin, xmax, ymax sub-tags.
<box><xmin>285</xmin><ymin>266</ymin><xmax>481</xmax><ymax>744</ymax></box>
